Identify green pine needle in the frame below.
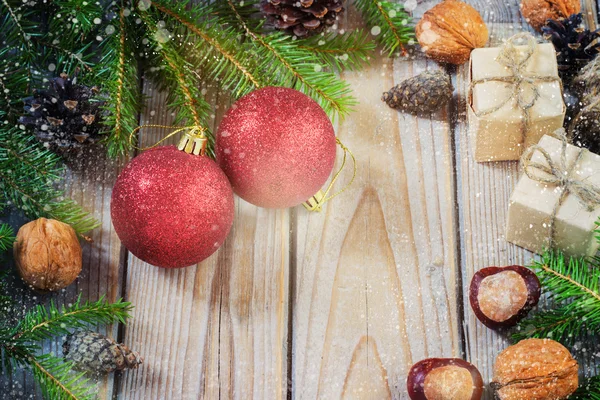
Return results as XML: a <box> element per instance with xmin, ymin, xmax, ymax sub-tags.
<box><xmin>1</xmin><ymin>273</ymin><xmax>133</xmax><ymax>400</ymax></box>
<box><xmin>354</xmin><ymin>0</ymin><xmax>415</xmax><ymax>57</ymax></box>
<box><xmin>29</xmin><ymin>354</ymin><xmax>95</xmax><ymax>400</ymax></box>
<box><xmin>225</xmin><ymin>0</ymin><xmax>356</xmax><ymax>120</ymax></box>
<box><xmin>513</xmin><ymin>248</ymin><xmax>600</xmax><ymax>344</ymax></box>
<box><xmin>572</xmin><ymin>375</ymin><xmax>600</xmax><ymax>399</ymax></box>
<box><xmin>0</xmin><ymin>224</ymin><xmax>15</xmax><ymax>252</ymax></box>
<box><xmin>296</xmin><ymin>30</ymin><xmax>375</xmax><ymax>72</ymax></box>
<box><xmin>14</xmin><ymin>295</ymin><xmax>133</xmax><ymax>342</ymax></box>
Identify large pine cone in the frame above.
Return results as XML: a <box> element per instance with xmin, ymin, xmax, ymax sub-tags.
<box><xmin>63</xmin><ymin>331</ymin><xmax>143</xmax><ymax>374</ymax></box>
<box><xmin>260</xmin><ymin>0</ymin><xmax>344</xmax><ymax>37</ymax></box>
<box><xmin>19</xmin><ymin>73</ymin><xmax>104</xmax><ymax>154</ymax></box>
<box><xmin>382</xmin><ymin>70</ymin><xmax>454</xmax><ymax>115</ymax></box>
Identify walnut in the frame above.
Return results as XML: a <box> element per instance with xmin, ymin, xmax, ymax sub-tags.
<box><xmin>415</xmin><ymin>0</ymin><xmax>489</xmax><ymax>65</ymax></box>
<box><xmin>492</xmin><ymin>338</ymin><xmax>579</xmax><ymax>400</ymax></box>
<box><xmin>13</xmin><ymin>218</ymin><xmax>82</xmax><ymax>292</ymax></box>
<box><xmin>520</xmin><ymin>0</ymin><xmax>580</xmax><ymax>32</ymax></box>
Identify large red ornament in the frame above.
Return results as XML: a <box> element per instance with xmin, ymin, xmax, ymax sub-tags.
<box><xmin>111</xmin><ymin>146</ymin><xmax>234</xmax><ymax>268</ymax></box>
<box><xmin>216</xmin><ymin>87</ymin><xmax>337</xmax><ymax>208</ymax></box>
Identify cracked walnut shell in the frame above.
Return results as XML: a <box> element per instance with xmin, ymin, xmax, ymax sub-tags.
<box><xmin>520</xmin><ymin>0</ymin><xmax>580</xmax><ymax>32</ymax></box>
<box><xmin>415</xmin><ymin>0</ymin><xmax>489</xmax><ymax>65</ymax></box>
<box><xmin>13</xmin><ymin>218</ymin><xmax>82</xmax><ymax>292</ymax></box>
<box><xmin>492</xmin><ymin>338</ymin><xmax>578</xmax><ymax>400</ymax></box>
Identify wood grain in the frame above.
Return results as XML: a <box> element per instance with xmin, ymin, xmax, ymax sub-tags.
<box><xmin>456</xmin><ymin>1</ymin><xmax>599</xmax><ymax>398</ymax></box>
<box><xmin>291</xmin><ymin>4</ymin><xmax>460</xmax><ymax>398</ymax></box>
<box><xmin>118</xmin><ymin>84</ymin><xmax>290</xmax><ymax>400</ymax></box>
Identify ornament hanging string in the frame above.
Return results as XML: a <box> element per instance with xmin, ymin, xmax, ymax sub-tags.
<box><xmin>128</xmin><ymin>124</ymin><xmax>208</xmax><ymax>155</ymax></box>
<box><xmin>520</xmin><ymin>128</ymin><xmax>600</xmax><ymax>249</ymax></box>
<box><xmin>469</xmin><ymin>32</ymin><xmax>563</xmax><ymax>147</ymax></box>
<box><xmin>303</xmin><ymin>138</ymin><xmax>357</xmax><ymax>212</ymax></box>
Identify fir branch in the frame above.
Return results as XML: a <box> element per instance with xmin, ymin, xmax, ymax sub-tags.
<box><xmin>296</xmin><ymin>30</ymin><xmax>375</xmax><ymax>72</ymax></box>
<box><xmin>513</xmin><ymin>251</ymin><xmax>600</xmax><ymax>344</ymax></box>
<box><xmin>152</xmin><ymin>0</ymin><xmax>263</xmax><ymax>96</ymax></box>
<box><xmin>571</xmin><ymin>375</ymin><xmax>600</xmax><ymax>399</ymax></box>
<box><xmin>14</xmin><ymin>295</ymin><xmax>132</xmax><ymax>342</ymax></box>
<box><xmin>29</xmin><ymin>354</ymin><xmax>95</xmax><ymax>400</ymax></box>
<box><xmin>354</xmin><ymin>0</ymin><xmax>414</xmax><ymax>57</ymax></box>
<box><xmin>0</xmin><ymin>127</ymin><xmax>99</xmax><ymax>234</ymax></box>
<box><xmin>0</xmin><ymin>224</ymin><xmax>15</xmax><ymax>252</ymax></box>
<box><xmin>224</xmin><ymin>0</ymin><xmax>356</xmax><ymax>119</ymax></box>
<box><xmin>99</xmin><ymin>8</ymin><xmax>140</xmax><ymax>157</ymax></box>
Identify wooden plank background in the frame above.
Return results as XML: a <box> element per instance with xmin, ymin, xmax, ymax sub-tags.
<box><xmin>2</xmin><ymin>0</ymin><xmax>598</xmax><ymax>399</ymax></box>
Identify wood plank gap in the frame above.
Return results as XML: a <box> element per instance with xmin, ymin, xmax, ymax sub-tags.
<box><xmin>448</xmin><ymin>64</ymin><xmax>469</xmax><ymax>361</ymax></box>
<box><xmin>287</xmin><ymin>207</ymin><xmax>297</xmax><ymax>400</ymax></box>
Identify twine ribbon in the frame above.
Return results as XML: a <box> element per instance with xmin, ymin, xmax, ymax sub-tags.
<box><xmin>469</xmin><ymin>33</ymin><xmax>562</xmax><ymax>147</ymax></box>
<box><xmin>303</xmin><ymin>138</ymin><xmax>357</xmax><ymax>212</ymax></box>
<box><xmin>128</xmin><ymin>124</ymin><xmax>207</xmax><ymax>155</ymax></box>
<box><xmin>520</xmin><ymin>129</ymin><xmax>600</xmax><ymax>248</ymax></box>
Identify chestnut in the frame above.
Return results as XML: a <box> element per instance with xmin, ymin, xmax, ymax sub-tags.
<box><xmin>407</xmin><ymin>358</ymin><xmax>484</xmax><ymax>400</ymax></box>
<box><xmin>469</xmin><ymin>265</ymin><xmax>541</xmax><ymax>329</ymax></box>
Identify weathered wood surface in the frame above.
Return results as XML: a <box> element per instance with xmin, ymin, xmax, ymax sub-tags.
<box><xmin>8</xmin><ymin>0</ymin><xmax>600</xmax><ymax>399</ymax></box>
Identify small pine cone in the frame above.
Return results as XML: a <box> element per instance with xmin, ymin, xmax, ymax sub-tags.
<box><xmin>63</xmin><ymin>331</ymin><xmax>143</xmax><ymax>374</ymax></box>
<box><xmin>260</xmin><ymin>0</ymin><xmax>344</xmax><ymax>37</ymax></box>
<box><xmin>571</xmin><ymin>106</ymin><xmax>600</xmax><ymax>154</ymax></box>
<box><xmin>382</xmin><ymin>70</ymin><xmax>453</xmax><ymax>115</ymax></box>
<box><xmin>19</xmin><ymin>73</ymin><xmax>105</xmax><ymax>154</ymax></box>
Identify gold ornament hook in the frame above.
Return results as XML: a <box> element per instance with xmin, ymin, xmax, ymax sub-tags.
<box><xmin>302</xmin><ymin>138</ymin><xmax>357</xmax><ymax>212</ymax></box>
<box><xmin>177</xmin><ymin>127</ymin><xmax>207</xmax><ymax>155</ymax></box>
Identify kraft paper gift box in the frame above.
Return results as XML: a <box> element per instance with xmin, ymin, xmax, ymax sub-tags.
<box><xmin>467</xmin><ymin>36</ymin><xmax>565</xmax><ymax>162</ymax></box>
<box><xmin>506</xmin><ymin>134</ymin><xmax>600</xmax><ymax>258</ymax></box>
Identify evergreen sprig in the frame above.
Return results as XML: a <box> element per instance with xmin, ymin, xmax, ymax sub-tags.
<box><xmin>297</xmin><ymin>30</ymin><xmax>375</xmax><ymax>72</ymax></box>
<box><xmin>572</xmin><ymin>375</ymin><xmax>600</xmax><ymax>399</ymax></box>
<box><xmin>99</xmin><ymin>8</ymin><xmax>141</xmax><ymax>158</ymax></box>
<box><xmin>0</xmin><ymin>224</ymin><xmax>15</xmax><ymax>252</ymax></box>
<box><xmin>14</xmin><ymin>295</ymin><xmax>133</xmax><ymax>342</ymax></box>
<box><xmin>0</xmin><ymin>128</ymin><xmax>100</xmax><ymax>234</ymax></box>
<box><xmin>354</xmin><ymin>0</ymin><xmax>414</xmax><ymax>57</ymax></box>
<box><xmin>513</xmin><ymin>250</ymin><xmax>600</xmax><ymax>344</ymax></box>
<box><xmin>0</xmin><ymin>282</ymin><xmax>133</xmax><ymax>399</ymax></box>
<box><xmin>224</xmin><ymin>0</ymin><xmax>356</xmax><ymax>120</ymax></box>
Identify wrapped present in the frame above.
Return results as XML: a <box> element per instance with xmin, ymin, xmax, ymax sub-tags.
<box><xmin>506</xmin><ymin>132</ymin><xmax>600</xmax><ymax>258</ymax></box>
<box><xmin>468</xmin><ymin>33</ymin><xmax>565</xmax><ymax>162</ymax></box>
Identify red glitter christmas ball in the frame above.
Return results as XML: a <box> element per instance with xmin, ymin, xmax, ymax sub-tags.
<box><xmin>111</xmin><ymin>146</ymin><xmax>234</xmax><ymax>268</ymax></box>
<box><xmin>216</xmin><ymin>87</ymin><xmax>337</xmax><ymax>208</ymax></box>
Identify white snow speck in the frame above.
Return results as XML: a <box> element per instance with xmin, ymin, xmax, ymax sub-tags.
<box><xmin>48</xmin><ymin>63</ymin><xmax>56</xmax><ymax>72</ymax></box>
<box><xmin>371</xmin><ymin>26</ymin><xmax>381</xmax><ymax>36</ymax></box>
<box><xmin>138</xmin><ymin>0</ymin><xmax>151</xmax><ymax>11</ymax></box>
<box><xmin>93</xmin><ymin>17</ymin><xmax>101</xmax><ymax>24</ymax></box>
<box><xmin>105</xmin><ymin>25</ymin><xmax>116</xmax><ymax>35</ymax></box>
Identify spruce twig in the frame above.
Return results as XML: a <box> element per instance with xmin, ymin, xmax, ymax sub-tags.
<box><xmin>354</xmin><ymin>0</ymin><xmax>414</xmax><ymax>57</ymax></box>
<box><xmin>296</xmin><ymin>30</ymin><xmax>375</xmax><ymax>71</ymax></box>
<box><xmin>571</xmin><ymin>375</ymin><xmax>600</xmax><ymax>399</ymax></box>
<box><xmin>0</xmin><ymin>224</ymin><xmax>15</xmax><ymax>252</ymax></box>
<box><xmin>513</xmin><ymin>250</ymin><xmax>600</xmax><ymax>344</ymax></box>
<box><xmin>224</xmin><ymin>0</ymin><xmax>356</xmax><ymax>120</ymax></box>
<box><xmin>0</xmin><ymin>276</ymin><xmax>133</xmax><ymax>400</ymax></box>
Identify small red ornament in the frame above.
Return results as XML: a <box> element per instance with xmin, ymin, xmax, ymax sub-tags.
<box><xmin>111</xmin><ymin>146</ymin><xmax>234</xmax><ymax>268</ymax></box>
<box><xmin>216</xmin><ymin>87</ymin><xmax>337</xmax><ymax>208</ymax></box>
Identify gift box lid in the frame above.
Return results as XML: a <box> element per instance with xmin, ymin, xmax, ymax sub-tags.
<box><xmin>470</xmin><ymin>43</ymin><xmax>564</xmax><ymax>122</ymax></box>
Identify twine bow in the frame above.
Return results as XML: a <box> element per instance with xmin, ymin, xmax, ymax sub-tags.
<box><xmin>303</xmin><ymin>138</ymin><xmax>357</xmax><ymax>212</ymax></box>
<box><xmin>469</xmin><ymin>33</ymin><xmax>562</xmax><ymax>146</ymax></box>
<box><xmin>520</xmin><ymin>129</ymin><xmax>600</xmax><ymax>248</ymax></box>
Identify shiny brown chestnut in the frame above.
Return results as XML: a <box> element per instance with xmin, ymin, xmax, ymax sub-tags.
<box><xmin>469</xmin><ymin>265</ymin><xmax>541</xmax><ymax>329</ymax></box>
<box><xmin>407</xmin><ymin>358</ymin><xmax>484</xmax><ymax>400</ymax></box>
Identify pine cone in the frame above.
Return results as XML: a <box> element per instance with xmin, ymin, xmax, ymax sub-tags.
<box><xmin>259</xmin><ymin>0</ymin><xmax>344</xmax><ymax>37</ymax></box>
<box><xmin>382</xmin><ymin>70</ymin><xmax>454</xmax><ymax>115</ymax></box>
<box><xmin>63</xmin><ymin>331</ymin><xmax>143</xmax><ymax>374</ymax></box>
<box><xmin>542</xmin><ymin>13</ymin><xmax>600</xmax><ymax>80</ymax></box>
<box><xmin>19</xmin><ymin>73</ymin><xmax>105</xmax><ymax>154</ymax></box>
